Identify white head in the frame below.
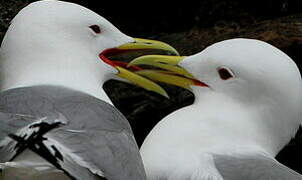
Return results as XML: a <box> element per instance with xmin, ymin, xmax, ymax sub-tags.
<box><xmin>181</xmin><ymin>39</ymin><xmax>302</xmax><ymax>105</ymax></box>
<box><xmin>132</xmin><ymin>38</ymin><xmax>302</xmax><ymax>153</ymax></box>
<box><xmin>0</xmin><ymin>0</ymin><xmax>177</xmax><ymax>103</ymax></box>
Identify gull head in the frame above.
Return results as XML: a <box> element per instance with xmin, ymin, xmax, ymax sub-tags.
<box><xmin>0</xmin><ymin>0</ymin><xmax>177</xmax><ymax>99</ymax></box>
<box><xmin>130</xmin><ymin>38</ymin><xmax>302</xmax><ymax>153</ymax></box>
<box><xmin>130</xmin><ymin>38</ymin><xmax>302</xmax><ymax>108</ymax></box>
<box><xmin>180</xmin><ymin>39</ymin><xmax>302</xmax><ymax>105</ymax></box>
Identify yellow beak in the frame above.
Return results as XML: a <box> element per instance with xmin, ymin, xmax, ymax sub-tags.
<box><xmin>115</xmin><ymin>66</ymin><xmax>169</xmax><ymax>98</ymax></box>
<box><xmin>117</xmin><ymin>38</ymin><xmax>179</xmax><ymax>55</ymax></box>
<box><xmin>128</xmin><ymin>55</ymin><xmax>193</xmax><ymax>78</ymax></box>
<box><xmin>128</xmin><ymin>55</ymin><xmax>208</xmax><ymax>89</ymax></box>
<box><xmin>100</xmin><ymin>38</ymin><xmax>180</xmax><ymax>98</ymax></box>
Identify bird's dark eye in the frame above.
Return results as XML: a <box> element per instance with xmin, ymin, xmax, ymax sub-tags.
<box><xmin>217</xmin><ymin>67</ymin><xmax>234</xmax><ymax>80</ymax></box>
<box><xmin>89</xmin><ymin>25</ymin><xmax>101</xmax><ymax>34</ymax></box>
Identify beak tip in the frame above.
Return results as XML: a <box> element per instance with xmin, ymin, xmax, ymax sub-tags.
<box><xmin>162</xmin><ymin>92</ymin><xmax>170</xmax><ymax>99</ymax></box>
<box><xmin>126</xmin><ymin>62</ymin><xmax>134</xmax><ymax>67</ymax></box>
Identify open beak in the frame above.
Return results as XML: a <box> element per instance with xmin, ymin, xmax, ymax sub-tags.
<box><xmin>99</xmin><ymin>38</ymin><xmax>179</xmax><ymax>98</ymax></box>
<box><xmin>127</xmin><ymin>55</ymin><xmax>208</xmax><ymax>90</ymax></box>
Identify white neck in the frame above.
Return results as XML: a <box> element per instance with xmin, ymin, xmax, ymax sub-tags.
<box><xmin>0</xmin><ymin>71</ymin><xmax>112</xmax><ymax>105</ymax></box>
<box><xmin>142</xmin><ymin>87</ymin><xmax>299</xmax><ymax>162</ymax></box>
<box><xmin>141</xmin><ymin>87</ymin><xmax>301</xmax><ymax>180</ymax></box>
<box><xmin>190</xmin><ymin>87</ymin><xmax>299</xmax><ymax>156</ymax></box>
<box><xmin>0</xmin><ymin>42</ymin><xmax>113</xmax><ymax>105</ymax></box>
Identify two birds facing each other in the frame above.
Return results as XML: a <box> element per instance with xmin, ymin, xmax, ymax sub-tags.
<box><xmin>0</xmin><ymin>0</ymin><xmax>301</xmax><ymax>180</ymax></box>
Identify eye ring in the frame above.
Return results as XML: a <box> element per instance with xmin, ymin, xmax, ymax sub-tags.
<box><xmin>89</xmin><ymin>25</ymin><xmax>101</xmax><ymax>34</ymax></box>
<box><xmin>217</xmin><ymin>66</ymin><xmax>234</xmax><ymax>80</ymax></box>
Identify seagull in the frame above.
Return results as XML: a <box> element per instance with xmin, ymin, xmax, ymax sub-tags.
<box><xmin>129</xmin><ymin>38</ymin><xmax>302</xmax><ymax>179</ymax></box>
<box><xmin>0</xmin><ymin>1</ymin><xmax>178</xmax><ymax>179</ymax></box>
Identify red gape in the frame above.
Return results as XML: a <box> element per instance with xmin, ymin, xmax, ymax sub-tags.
<box><xmin>110</xmin><ymin>61</ymin><xmax>142</xmax><ymax>71</ymax></box>
<box><xmin>192</xmin><ymin>79</ymin><xmax>209</xmax><ymax>87</ymax></box>
<box><xmin>99</xmin><ymin>49</ymin><xmax>142</xmax><ymax>71</ymax></box>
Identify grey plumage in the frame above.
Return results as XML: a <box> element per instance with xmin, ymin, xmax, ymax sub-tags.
<box><xmin>214</xmin><ymin>153</ymin><xmax>302</xmax><ymax>180</ymax></box>
<box><xmin>0</xmin><ymin>86</ymin><xmax>146</xmax><ymax>180</ymax></box>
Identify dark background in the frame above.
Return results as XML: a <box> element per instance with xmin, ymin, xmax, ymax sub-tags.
<box><xmin>2</xmin><ymin>0</ymin><xmax>302</xmax><ymax>174</ymax></box>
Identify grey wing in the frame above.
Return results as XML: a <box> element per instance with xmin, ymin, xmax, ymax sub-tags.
<box><xmin>213</xmin><ymin>153</ymin><xmax>302</xmax><ymax>180</ymax></box>
<box><xmin>46</xmin><ymin>127</ymin><xmax>143</xmax><ymax>180</ymax></box>
<box><xmin>0</xmin><ymin>114</ymin><xmax>104</xmax><ymax>180</ymax></box>
<box><xmin>0</xmin><ymin>113</ymin><xmax>38</xmax><ymax>162</ymax></box>
<box><xmin>0</xmin><ymin>86</ymin><xmax>146</xmax><ymax>180</ymax></box>
<box><xmin>46</xmin><ymin>96</ymin><xmax>146</xmax><ymax>180</ymax></box>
